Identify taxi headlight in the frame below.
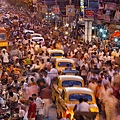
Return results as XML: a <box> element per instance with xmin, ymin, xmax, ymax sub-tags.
<box><xmin>66</xmin><ymin>110</ymin><xmax>74</xmax><ymax>119</ymax></box>
<box><xmin>90</xmin><ymin>107</ymin><xmax>99</xmax><ymax>112</ymax></box>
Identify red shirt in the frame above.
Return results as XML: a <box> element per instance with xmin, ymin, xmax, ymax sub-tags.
<box><xmin>28</xmin><ymin>101</ymin><xmax>36</xmax><ymax>118</ymax></box>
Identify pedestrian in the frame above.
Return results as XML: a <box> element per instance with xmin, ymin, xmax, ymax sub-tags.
<box><xmin>27</xmin><ymin>97</ymin><xmax>36</xmax><ymax>120</ymax></box>
<box><xmin>40</xmin><ymin>84</ymin><xmax>52</xmax><ymax>118</ymax></box>
<box><xmin>32</xmin><ymin>94</ymin><xmax>44</xmax><ymax>120</ymax></box>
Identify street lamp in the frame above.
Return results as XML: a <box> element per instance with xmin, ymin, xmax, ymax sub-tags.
<box><xmin>103</xmin><ymin>34</ymin><xmax>106</xmax><ymax>38</ymax></box>
<box><xmin>99</xmin><ymin>28</ymin><xmax>103</xmax><ymax>32</ymax></box>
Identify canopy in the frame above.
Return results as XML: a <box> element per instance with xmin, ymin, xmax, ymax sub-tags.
<box><xmin>110</xmin><ymin>31</ymin><xmax>120</xmax><ymax>38</ymax></box>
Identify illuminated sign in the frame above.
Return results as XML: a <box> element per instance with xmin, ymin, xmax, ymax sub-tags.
<box><xmin>80</xmin><ymin>0</ymin><xmax>84</xmax><ymax>13</ymax></box>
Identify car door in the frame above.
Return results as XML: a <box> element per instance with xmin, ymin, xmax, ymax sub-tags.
<box><xmin>52</xmin><ymin>77</ymin><xmax>60</xmax><ymax>102</ymax></box>
<box><xmin>57</xmin><ymin>90</ymin><xmax>68</xmax><ymax>118</ymax></box>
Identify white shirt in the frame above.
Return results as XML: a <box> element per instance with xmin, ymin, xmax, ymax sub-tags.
<box><xmin>77</xmin><ymin>102</ymin><xmax>90</xmax><ymax>112</ymax></box>
<box><xmin>88</xmin><ymin>82</ymin><xmax>97</xmax><ymax>93</ymax></box>
<box><xmin>49</xmin><ymin>68</ymin><xmax>58</xmax><ymax>80</ymax></box>
<box><xmin>2</xmin><ymin>52</ymin><xmax>9</xmax><ymax>63</ymax></box>
<box><xmin>19</xmin><ymin>109</ymin><xmax>25</xmax><ymax>117</ymax></box>
<box><xmin>7</xmin><ymin>92</ymin><xmax>18</xmax><ymax>102</ymax></box>
<box><xmin>34</xmin><ymin>97</ymin><xmax>44</xmax><ymax>110</ymax></box>
<box><xmin>44</xmin><ymin>76</ymin><xmax>51</xmax><ymax>86</ymax></box>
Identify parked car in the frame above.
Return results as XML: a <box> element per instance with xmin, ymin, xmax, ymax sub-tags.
<box><xmin>23</xmin><ymin>29</ymin><xmax>34</xmax><ymax>34</ymax></box>
<box><xmin>56</xmin><ymin>87</ymin><xmax>99</xmax><ymax>119</ymax></box>
<box><xmin>61</xmin><ymin>69</ymin><xmax>79</xmax><ymax>75</ymax></box>
<box><xmin>55</xmin><ymin>58</ymin><xmax>75</xmax><ymax>72</ymax></box>
<box><xmin>48</xmin><ymin>49</ymin><xmax>64</xmax><ymax>61</ymax></box>
<box><xmin>52</xmin><ymin>75</ymin><xmax>84</xmax><ymax>103</ymax></box>
<box><xmin>32</xmin><ymin>36</ymin><xmax>45</xmax><ymax>45</ymax></box>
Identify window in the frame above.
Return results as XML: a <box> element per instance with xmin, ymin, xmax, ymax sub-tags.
<box><xmin>61</xmin><ymin>90</ymin><xmax>65</xmax><ymax>100</ymax></box>
<box><xmin>58</xmin><ymin>62</ymin><xmax>73</xmax><ymax>67</ymax></box>
<box><xmin>69</xmin><ymin>94</ymin><xmax>92</xmax><ymax>101</ymax></box>
<box><xmin>50</xmin><ymin>53</ymin><xmax>63</xmax><ymax>57</ymax></box>
<box><xmin>0</xmin><ymin>34</ymin><xmax>5</xmax><ymax>40</ymax></box>
<box><xmin>62</xmin><ymin>80</ymin><xmax>82</xmax><ymax>87</ymax></box>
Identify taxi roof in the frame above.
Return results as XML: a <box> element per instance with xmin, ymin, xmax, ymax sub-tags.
<box><xmin>64</xmin><ymin>87</ymin><xmax>93</xmax><ymax>94</ymax></box>
<box><xmin>32</xmin><ymin>37</ymin><xmax>44</xmax><ymax>40</ymax></box>
<box><xmin>31</xmin><ymin>33</ymin><xmax>42</xmax><ymax>36</ymax></box>
<box><xmin>56</xmin><ymin>58</ymin><xmax>74</xmax><ymax>62</ymax></box>
<box><xmin>48</xmin><ymin>49</ymin><xmax>64</xmax><ymax>53</ymax></box>
<box><xmin>59</xmin><ymin>75</ymin><xmax>83</xmax><ymax>80</ymax></box>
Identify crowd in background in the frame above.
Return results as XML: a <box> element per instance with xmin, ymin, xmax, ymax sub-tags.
<box><xmin>0</xmin><ymin>5</ymin><xmax>120</xmax><ymax>120</ymax></box>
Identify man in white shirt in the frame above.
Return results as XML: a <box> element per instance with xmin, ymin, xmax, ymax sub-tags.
<box><xmin>2</xmin><ymin>50</ymin><xmax>9</xmax><ymax>65</ymax></box>
<box><xmin>7</xmin><ymin>91</ymin><xmax>18</xmax><ymax>113</ymax></box>
<box><xmin>49</xmin><ymin>64</ymin><xmax>58</xmax><ymax>82</ymax></box>
<box><xmin>43</xmin><ymin>71</ymin><xmax>51</xmax><ymax>87</ymax></box>
<box><xmin>76</xmin><ymin>98</ymin><xmax>90</xmax><ymax>112</ymax></box>
<box><xmin>32</xmin><ymin>94</ymin><xmax>44</xmax><ymax>120</ymax></box>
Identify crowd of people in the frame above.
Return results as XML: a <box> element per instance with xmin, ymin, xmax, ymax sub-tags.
<box><xmin>0</xmin><ymin>3</ymin><xmax>120</xmax><ymax>120</ymax></box>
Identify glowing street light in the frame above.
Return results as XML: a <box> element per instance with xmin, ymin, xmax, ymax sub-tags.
<box><xmin>55</xmin><ymin>26</ymin><xmax>57</xmax><ymax>30</ymax></box>
<box><xmin>103</xmin><ymin>34</ymin><xmax>106</xmax><ymax>38</ymax></box>
<box><xmin>99</xmin><ymin>28</ymin><xmax>103</xmax><ymax>32</ymax></box>
<box><xmin>65</xmin><ymin>23</ymin><xmax>69</xmax><ymax>27</ymax></box>
<box><xmin>114</xmin><ymin>38</ymin><xmax>118</xmax><ymax>42</ymax></box>
<box><xmin>65</xmin><ymin>31</ymin><xmax>68</xmax><ymax>35</ymax></box>
<box><xmin>92</xmin><ymin>35</ymin><xmax>96</xmax><ymax>38</ymax></box>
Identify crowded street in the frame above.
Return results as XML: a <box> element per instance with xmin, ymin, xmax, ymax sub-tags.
<box><xmin>0</xmin><ymin>0</ymin><xmax>120</xmax><ymax>120</ymax></box>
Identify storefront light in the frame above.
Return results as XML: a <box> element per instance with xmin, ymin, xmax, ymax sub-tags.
<box><xmin>55</xmin><ymin>26</ymin><xmax>57</xmax><ymax>30</ymax></box>
<box><xmin>92</xmin><ymin>27</ymin><xmax>94</xmax><ymax>30</ymax></box>
<box><xmin>114</xmin><ymin>38</ymin><xmax>118</xmax><ymax>42</ymax></box>
<box><xmin>52</xmin><ymin>13</ymin><xmax>55</xmax><ymax>16</ymax></box>
<box><xmin>99</xmin><ymin>28</ymin><xmax>103</xmax><ymax>32</ymax></box>
<box><xmin>92</xmin><ymin>35</ymin><xmax>96</xmax><ymax>38</ymax></box>
<box><xmin>65</xmin><ymin>31</ymin><xmax>68</xmax><ymax>35</ymax></box>
<box><xmin>103</xmin><ymin>34</ymin><xmax>106</xmax><ymax>38</ymax></box>
<box><xmin>65</xmin><ymin>23</ymin><xmax>69</xmax><ymax>27</ymax></box>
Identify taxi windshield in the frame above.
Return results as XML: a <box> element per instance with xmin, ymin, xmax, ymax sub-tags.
<box><xmin>58</xmin><ymin>62</ymin><xmax>73</xmax><ymax>67</ymax></box>
<box><xmin>69</xmin><ymin>94</ymin><xmax>92</xmax><ymax>101</ymax></box>
<box><xmin>50</xmin><ymin>53</ymin><xmax>63</xmax><ymax>57</ymax></box>
<box><xmin>32</xmin><ymin>35</ymin><xmax>41</xmax><ymax>38</ymax></box>
<box><xmin>0</xmin><ymin>33</ymin><xmax>5</xmax><ymax>40</ymax></box>
<box><xmin>62</xmin><ymin>80</ymin><xmax>82</xmax><ymax>87</ymax></box>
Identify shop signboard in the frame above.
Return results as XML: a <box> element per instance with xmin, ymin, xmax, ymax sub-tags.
<box><xmin>66</xmin><ymin>5</ymin><xmax>75</xmax><ymax>16</ymax></box>
<box><xmin>84</xmin><ymin>9</ymin><xmax>94</xmax><ymax>19</ymax></box>
<box><xmin>97</xmin><ymin>10</ymin><xmax>103</xmax><ymax>19</ymax></box>
<box><xmin>103</xmin><ymin>14</ymin><xmax>110</xmax><ymax>22</ymax></box>
<box><xmin>105</xmin><ymin>2</ymin><xmax>116</xmax><ymax>10</ymax></box>
<box><xmin>52</xmin><ymin>5</ymin><xmax>60</xmax><ymax>14</ymax></box>
<box><xmin>42</xmin><ymin>5</ymin><xmax>48</xmax><ymax>13</ymax></box>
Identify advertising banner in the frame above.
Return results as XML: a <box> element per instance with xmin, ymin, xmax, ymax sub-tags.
<box><xmin>105</xmin><ymin>3</ymin><xmax>116</xmax><ymax>10</ymax></box>
<box><xmin>52</xmin><ymin>5</ymin><xmax>60</xmax><ymax>14</ymax></box>
<box><xmin>103</xmin><ymin>14</ymin><xmax>110</xmax><ymax>22</ymax></box>
<box><xmin>66</xmin><ymin>5</ymin><xmax>75</xmax><ymax>16</ymax></box>
<box><xmin>97</xmin><ymin>10</ymin><xmax>103</xmax><ymax>19</ymax></box>
<box><xmin>84</xmin><ymin>9</ymin><xmax>94</xmax><ymax>19</ymax></box>
<box><xmin>42</xmin><ymin>5</ymin><xmax>48</xmax><ymax>13</ymax></box>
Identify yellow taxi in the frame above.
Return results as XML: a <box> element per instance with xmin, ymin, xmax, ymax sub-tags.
<box><xmin>48</xmin><ymin>49</ymin><xmax>64</xmax><ymax>59</ymax></box>
<box><xmin>56</xmin><ymin>87</ymin><xmax>99</xmax><ymax>119</ymax></box>
<box><xmin>52</xmin><ymin>75</ymin><xmax>84</xmax><ymax>103</ymax></box>
<box><xmin>55</xmin><ymin>58</ymin><xmax>75</xmax><ymax>72</ymax></box>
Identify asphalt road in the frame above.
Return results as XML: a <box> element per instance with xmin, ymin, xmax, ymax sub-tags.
<box><xmin>43</xmin><ymin>104</ymin><xmax>105</xmax><ymax>120</ymax></box>
<box><xmin>43</xmin><ymin>104</ymin><xmax>57</xmax><ymax>120</ymax></box>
